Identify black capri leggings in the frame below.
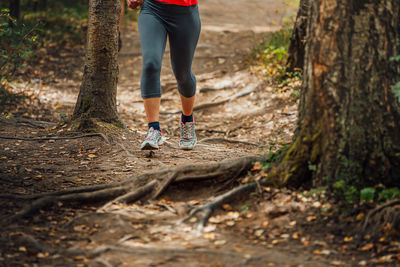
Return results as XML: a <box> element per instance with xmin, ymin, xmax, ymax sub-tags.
<box><xmin>138</xmin><ymin>0</ymin><xmax>201</xmax><ymax>99</ymax></box>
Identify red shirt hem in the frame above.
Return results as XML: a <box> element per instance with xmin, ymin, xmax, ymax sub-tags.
<box><xmin>153</xmin><ymin>0</ymin><xmax>198</xmax><ymax>6</ymax></box>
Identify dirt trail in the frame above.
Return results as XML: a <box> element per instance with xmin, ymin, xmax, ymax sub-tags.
<box><xmin>0</xmin><ymin>1</ymin><xmax>370</xmax><ymax>266</ymax></box>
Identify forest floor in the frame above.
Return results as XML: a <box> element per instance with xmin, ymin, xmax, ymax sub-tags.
<box><xmin>1</xmin><ymin>0</ymin><xmax>399</xmax><ymax>266</ymax></box>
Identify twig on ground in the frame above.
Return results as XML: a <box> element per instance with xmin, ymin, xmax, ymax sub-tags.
<box><xmin>0</xmin><ymin>133</ymin><xmax>110</xmax><ymax>144</ymax></box>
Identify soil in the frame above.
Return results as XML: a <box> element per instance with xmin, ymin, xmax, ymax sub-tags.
<box><xmin>1</xmin><ymin>1</ymin><xmax>399</xmax><ymax>266</ymax></box>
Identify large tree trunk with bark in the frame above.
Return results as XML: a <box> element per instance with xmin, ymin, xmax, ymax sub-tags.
<box><xmin>286</xmin><ymin>0</ymin><xmax>309</xmax><ymax>72</ymax></box>
<box><xmin>274</xmin><ymin>0</ymin><xmax>400</xmax><ymax>189</ymax></box>
<box><xmin>73</xmin><ymin>0</ymin><xmax>120</xmax><ymax>123</ymax></box>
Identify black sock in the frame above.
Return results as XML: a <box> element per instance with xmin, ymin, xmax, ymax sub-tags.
<box><xmin>148</xmin><ymin>121</ymin><xmax>160</xmax><ymax>131</ymax></box>
<box><xmin>181</xmin><ymin>113</ymin><xmax>193</xmax><ymax>123</ymax></box>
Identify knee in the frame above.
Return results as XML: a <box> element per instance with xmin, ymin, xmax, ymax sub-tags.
<box><xmin>177</xmin><ymin>73</ymin><xmax>196</xmax><ymax>98</ymax></box>
<box><xmin>174</xmin><ymin>71</ymin><xmax>191</xmax><ymax>84</ymax></box>
<box><xmin>143</xmin><ymin>58</ymin><xmax>161</xmax><ymax>76</ymax></box>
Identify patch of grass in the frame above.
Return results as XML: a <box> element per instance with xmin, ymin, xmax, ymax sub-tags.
<box><xmin>284</xmin><ymin>0</ymin><xmax>300</xmax><ymax>9</ymax></box>
<box><xmin>249</xmin><ymin>27</ymin><xmax>292</xmax><ymax>79</ymax></box>
<box><xmin>248</xmin><ymin>24</ymin><xmax>302</xmax><ymax>98</ymax></box>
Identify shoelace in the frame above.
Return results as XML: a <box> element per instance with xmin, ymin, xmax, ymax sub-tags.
<box><xmin>182</xmin><ymin>123</ymin><xmax>192</xmax><ymax>139</ymax></box>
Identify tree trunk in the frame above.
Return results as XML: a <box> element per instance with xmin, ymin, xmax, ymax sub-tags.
<box><xmin>73</xmin><ymin>0</ymin><xmax>121</xmax><ymax>123</ymax></box>
<box><xmin>9</xmin><ymin>0</ymin><xmax>20</xmax><ymax>20</ymax></box>
<box><xmin>286</xmin><ymin>0</ymin><xmax>309</xmax><ymax>72</ymax></box>
<box><xmin>274</xmin><ymin>0</ymin><xmax>400</xmax><ymax>189</ymax></box>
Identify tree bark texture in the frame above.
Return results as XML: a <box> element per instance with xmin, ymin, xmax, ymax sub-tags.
<box><xmin>73</xmin><ymin>0</ymin><xmax>121</xmax><ymax>123</ymax></box>
<box><xmin>286</xmin><ymin>0</ymin><xmax>309</xmax><ymax>72</ymax></box>
<box><xmin>275</xmin><ymin>0</ymin><xmax>400</xmax><ymax>188</ymax></box>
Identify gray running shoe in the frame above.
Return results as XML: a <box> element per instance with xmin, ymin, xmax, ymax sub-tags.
<box><xmin>179</xmin><ymin>120</ymin><xmax>197</xmax><ymax>150</ymax></box>
<box><xmin>141</xmin><ymin>127</ymin><xmax>163</xmax><ymax>150</ymax></box>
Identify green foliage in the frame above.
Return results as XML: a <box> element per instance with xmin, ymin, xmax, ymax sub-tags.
<box><xmin>22</xmin><ymin>3</ymin><xmax>88</xmax><ymax>44</ymax></box>
<box><xmin>390</xmin><ymin>55</ymin><xmax>400</xmax><ymax>62</ymax></box>
<box><xmin>333</xmin><ymin>180</ymin><xmax>358</xmax><ymax>204</ymax></box>
<box><xmin>378</xmin><ymin>187</ymin><xmax>400</xmax><ymax>202</ymax></box>
<box><xmin>241</xmin><ymin>205</ymin><xmax>249</xmax><ymax>211</ymax></box>
<box><xmin>390</xmin><ymin>55</ymin><xmax>400</xmax><ymax>104</ymax></box>
<box><xmin>360</xmin><ymin>187</ymin><xmax>376</xmax><ymax>203</ymax></box>
<box><xmin>0</xmin><ymin>9</ymin><xmax>40</xmax><ymax>80</ymax></box>
<box><xmin>333</xmin><ymin>180</ymin><xmax>399</xmax><ymax>206</ymax></box>
<box><xmin>261</xmin><ymin>142</ymin><xmax>291</xmax><ymax>170</ymax></box>
<box><xmin>59</xmin><ymin>113</ymin><xmax>67</xmax><ymax>120</ymax></box>
<box><xmin>249</xmin><ymin>26</ymin><xmax>293</xmax><ymax>78</ymax></box>
<box><xmin>308</xmin><ymin>164</ymin><xmax>317</xmax><ymax>171</ymax></box>
<box><xmin>392</xmin><ymin>82</ymin><xmax>400</xmax><ymax>104</ymax></box>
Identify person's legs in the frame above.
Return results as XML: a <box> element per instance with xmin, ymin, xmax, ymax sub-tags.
<box><xmin>180</xmin><ymin>94</ymin><xmax>195</xmax><ymax>116</ymax></box>
<box><xmin>168</xmin><ymin>6</ymin><xmax>201</xmax><ymax>150</ymax></box>
<box><xmin>138</xmin><ymin>5</ymin><xmax>167</xmax><ymax>149</ymax></box>
<box><xmin>144</xmin><ymin>97</ymin><xmax>161</xmax><ymax>124</ymax></box>
<box><xmin>168</xmin><ymin>7</ymin><xmax>201</xmax><ymax>105</ymax></box>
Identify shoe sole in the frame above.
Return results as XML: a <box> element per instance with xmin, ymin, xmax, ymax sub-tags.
<box><xmin>140</xmin><ymin>138</ymin><xmax>164</xmax><ymax>150</ymax></box>
<box><xmin>179</xmin><ymin>140</ymin><xmax>196</xmax><ymax>150</ymax></box>
<box><xmin>141</xmin><ymin>143</ymin><xmax>159</xmax><ymax>150</ymax></box>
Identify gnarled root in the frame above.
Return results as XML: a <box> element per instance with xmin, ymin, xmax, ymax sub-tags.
<box><xmin>4</xmin><ymin>155</ymin><xmax>264</xmax><ymax>225</ymax></box>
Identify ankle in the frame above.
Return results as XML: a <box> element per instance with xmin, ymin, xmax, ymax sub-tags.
<box><xmin>181</xmin><ymin>113</ymin><xmax>193</xmax><ymax>123</ymax></box>
<box><xmin>148</xmin><ymin>121</ymin><xmax>160</xmax><ymax>131</ymax></box>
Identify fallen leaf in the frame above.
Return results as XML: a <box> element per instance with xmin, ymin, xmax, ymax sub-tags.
<box><xmin>250</xmin><ymin>162</ymin><xmax>263</xmax><ymax>171</ymax></box>
<box><xmin>306</xmin><ymin>215</ymin><xmax>316</xmax><ymax>222</ymax></box>
<box><xmin>222</xmin><ymin>204</ymin><xmax>232</xmax><ymax>211</ymax></box>
<box><xmin>330</xmin><ymin>260</ymin><xmax>345</xmax><ymax>265</ymax></box>
<box><xmin>313</xmin><ymin>249</ymin><xmax>321</xmax><ymax>255</ymax></box>
<box><xmin>255</xmin><ymin>229</ymin><xmax>264</xmax><ymax>237</ymax></box>
<box><xmin>358</xmin><ymin>260</ymin><xmax>367</xmax><ymax>266</ymax></box>
<box><xmin>378</xmin><ymin>255</ymin><xmax>393</xmax><ymax>263</ymax></box>
<box><xmin>226</xmin><ymin>221</ymin><xmax>235</xmax><ymax>226</ymax></box>
<box><xmin>88</xmin><ymin>154</ymin><xmax>97</xmax><ymax>158</ymax></box>
<box><xmin>344</xmin><ymin>236</ymin><xmax>353</xmax><ymax>242</ymax></box>
<box><xmin>214</xmin><ymin>240</ymin><xmax>226</xmax><ymax>246</ymax></box>
<box><xmin>356</xmin><ymin>213</ymin><xmax>364</xmax><ymax>221</ymax></box>
<box><xmin>37</xmin><ymin>252</ymin><xmax>49</xmax><ymax>258</ymax></box>
<box><xmin>203</xmin><ymin>233</ymin><xmax>216</xmax><ymax>240</ymax></box>
<box><xmin>359</xmin><ymin>243</ymin><xmax>374</xmax><ymax>251</ymax></box>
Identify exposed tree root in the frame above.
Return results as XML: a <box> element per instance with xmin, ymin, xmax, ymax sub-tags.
<box><xmin>181</xmin><ymin>182</ymin><xmax>258</xmax><ymax>232</ymax></box>
<box><xmin>0</xmin><ymin>117</ymin><xmax>56</xmax><ymax>129</ymax></box>
<box><xmin>200</xmin><ymin>85</ymin><xmax>236</xmax><ymax>92</ymax></box>
<box><xmin>116</xmin><ymin>143</ymin><xmax>146</xmax><ymax>163</ymax></box>
<box><xmin>0</xmin><ymin>132</ymin><xmax>110</xmax><ymax>144</ymax></box>
<box><xmin>3</xmin><ymin>156</ymin><xmax>264</xmax><ymax>226</ymax></box>
<box><xmin>13</xmin><ymin>233</ymin><xmax>249</xmax><ymax>260</ymax></box>
<box><xmin>160</xmin><ymin>82</ymin><xmax>261</xmax><ymax>114</ymax></box>
<box><xmin>362</xmin><ymin>199</ymin><xmax>400</xmax><ymax>236</ymax></box>
<box><xmin>198</xmin><ymin>137</ymin><xmax>260</xmax><ymax>147</ymax></box>
<box><xmin>196</xmin><ymin>128</ymin><xmax>226</xmax><ymax>134</ymax></box>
